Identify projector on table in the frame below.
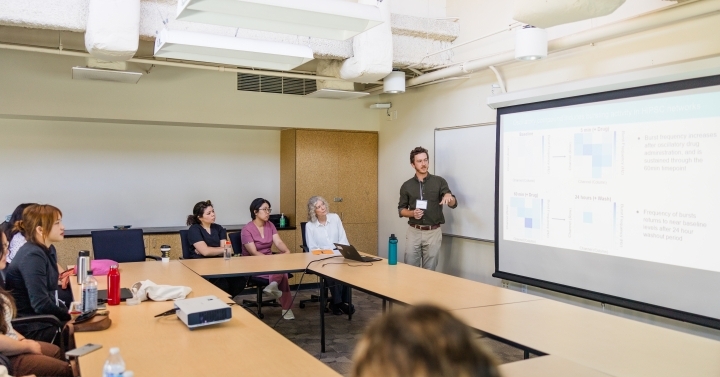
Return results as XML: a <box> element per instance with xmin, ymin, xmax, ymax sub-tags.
<box><xmin>174</xmin><ymin>296</ymin><xmax>232</xmax><ymax>329</ymax></box>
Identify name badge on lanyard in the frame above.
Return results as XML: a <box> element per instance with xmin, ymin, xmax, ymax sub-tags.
<box><xmin>416</xmin><ymin>180</ymin><xmax>427</xmax><ymax>210</ymax></box>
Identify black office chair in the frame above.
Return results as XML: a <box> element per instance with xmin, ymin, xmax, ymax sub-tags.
<box><xmin>298</xmin><ymin>221</ymin><xmax>329</xmax><ymax>311</ymax></box>
<box><xmin>179</xmin><ymin>230</ymin><xmax>194</xmax><ymax>260</ymax></box>
<box><xmin>91</xmin><ymin>229</ymin><xmax>161</xmax><ymax>263</ymax></box>
<box><xmin>228</xmin><ymin>232</ymin><xmax>280</xmax><ymax>319</ymax></box>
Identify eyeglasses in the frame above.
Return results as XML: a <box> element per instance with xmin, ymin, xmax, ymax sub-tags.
<box><xmin>258</xmin><ymin>208</ymin><xmax>272</xmax><ymax>213</ymax></box>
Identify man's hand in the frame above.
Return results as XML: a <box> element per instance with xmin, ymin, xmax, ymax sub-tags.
<box><xmin>413</xmin><ymin>209</ymin><xmax>424</xmax><ymax>219</ymax></box>
<box><xmin>440</xmin><ymin>193</ymin><xmax>455</xmax><ymax>206</ymax></box>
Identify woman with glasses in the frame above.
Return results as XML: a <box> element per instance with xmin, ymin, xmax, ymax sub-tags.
<box><xmin>240</xmin><ymin>198</ymin><xmax>295</xmax><ymax>319</ymax></box>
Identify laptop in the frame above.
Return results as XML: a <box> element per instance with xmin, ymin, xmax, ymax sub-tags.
<box><xmin>334</xmin><ymin>243</ymin><xmax>382</xmax><ymax>263</ymax></box>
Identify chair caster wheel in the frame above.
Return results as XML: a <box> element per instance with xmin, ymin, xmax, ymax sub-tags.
<box><xmin>299</xmin><ymin>303</ymin><xmax>306</xmax><ymax>309</ymax></box>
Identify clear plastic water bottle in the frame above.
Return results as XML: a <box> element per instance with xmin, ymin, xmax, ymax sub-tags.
<box><xmin>102</xmin><ymin>347</ymin><xmax>126</xmax><ymax>377</ymax></box>
<box><xmin>388</xmin><ymin>234</ymin><xmax>398</xmax><ymax>265</ymax></box>
<box><xmin>81</xmin><ymin>271</ymin><xmax>98</xmax><ymax>313</ymax></box>
<box><xmin>223</xmin><ymin>240</ymin><xmax>232</xmax><ymax>260</ymax></box>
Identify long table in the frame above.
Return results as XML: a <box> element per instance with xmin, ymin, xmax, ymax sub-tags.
<box><xmin>452</xmin><ymin>300</ymin><xmax>720</xmax><ymax>377</ymax></box>
<box><xmin>498</xmin><ymin>356</ymin><xmax>614</xmax><ymax>377</ymax></box>
<box><xmin>307</xmin><ymin>258</ymin><xmax>544</xmax><ymax>353</ymax></box>
<box><xmin>177</xmin><ymin>253</ymin><xmax>720</xmax><ymax>377</ymax></box>
<box><xmin>179</xmin><ymin>252</ymin><xmax>333</xmax><ymax>278</ymax></box>
<box><xmin>73</xmin><ymin>261</ymin><xmax>340</xmax><ymax>377</ymax></box>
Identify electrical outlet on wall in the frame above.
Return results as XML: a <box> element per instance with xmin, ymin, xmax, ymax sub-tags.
<box><xmin>521</xmin><ymin>284</ymin><xmax>528</xmax><ymax>293</ymax></box>
<box><xmin>386</xmin><ymin>110</ymin><xmax>398</xmax><ymax>121</ymax></box>
<box><xmin>501</xmin><ymin>280</ymin><xmax>509</xmax><ymax>288</ymax></box>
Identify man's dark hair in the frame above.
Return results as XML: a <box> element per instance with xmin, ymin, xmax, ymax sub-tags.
<box><xmin>410</xmin><ymin>146</ymin><xmax>429</xmax><ymax>164</ymax></box>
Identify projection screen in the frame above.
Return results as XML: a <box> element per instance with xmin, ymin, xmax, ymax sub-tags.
<box><xmin>494</xmin><ymin>75</ymin><xmax>720</xmax><ymax>329</ymax></box>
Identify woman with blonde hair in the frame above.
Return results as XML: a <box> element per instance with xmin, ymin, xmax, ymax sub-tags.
<box><xmin>352</xmin><ymin>304</ymin><xmax>500</xmax><ymax>377</ymax></box>
<box><xmin>304</xmin><ymin>196</ymin><xmax>353</xmax><ymax>315</ymax></box>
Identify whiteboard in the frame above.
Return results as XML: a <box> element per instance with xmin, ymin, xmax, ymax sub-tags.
<box><xmin>0</xmin><ymin>119</ymin><xmax>280</xmax><ymax>230</ymax></box>
<box><xmin>434</xmin><ymin>123</ymin><xmax>496</xmax><ymax>241</ymax></box>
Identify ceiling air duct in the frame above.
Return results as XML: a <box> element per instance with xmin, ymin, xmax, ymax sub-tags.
<box><xmin>513</xmin><ymin>0</ymin><xmax>626</xmax><ymax>28</ymax></box>
<box><xmin>85</xmin><ymin>0</ymin><xmax>140</xmax><ymax>61</ymax></box>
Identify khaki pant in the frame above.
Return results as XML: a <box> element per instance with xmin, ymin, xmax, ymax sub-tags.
<box><xmin>404</xmin><ymin>226</ymin><xmax>442</xmax><ymax>270</ymax></box>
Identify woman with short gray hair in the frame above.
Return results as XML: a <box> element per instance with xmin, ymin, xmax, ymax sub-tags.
<box><xmin>304</xmin><ymin>196</ymin><xmax>353</xmax><ymax>315</ymax></box>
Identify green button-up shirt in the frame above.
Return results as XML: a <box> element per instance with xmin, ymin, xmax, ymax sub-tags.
<box><xmin>398</xmin><ymin>173</ymin><xmax>457</xmax><ymax>226</ymax></box>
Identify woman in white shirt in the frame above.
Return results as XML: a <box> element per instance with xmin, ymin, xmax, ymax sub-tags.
<box><xmin>305</xmin><ymin>196</ymin><xmax>353</xmax><ymax>315</ymax></box>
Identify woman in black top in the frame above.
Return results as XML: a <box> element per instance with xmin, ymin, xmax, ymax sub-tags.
<box><xmin>186</xmin><ymin>200</ymin><xmax>245</xmax><ymax>297</ymax></box>
<box><xmin>187</xmin><ymin>200</ymin><xmax>228</xmax><ymax>258</ymax></box>
<box><xmin>5</xmin><ymin>204</ymin><xmax>71</xmax><ymax>341</ymax></box>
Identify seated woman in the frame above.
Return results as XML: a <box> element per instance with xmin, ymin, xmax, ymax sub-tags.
<box><xmin>0</xmin><ymin>229</ymin><xmax>73</xmax><ymax>376</ymax></box>
<box><xmin>186</xmin><ymin>200</ymin><xmax>246</xmax><ymax>298</ymax></box>
<box><xmin>4</xmin><ymin>205</ymin><xmax>71</xmax><ymax>345</ymax></box>
<box><xmin>240</xmin><ymin>198</ymin><xmax>295</xmax><ymax>320</ymax></box>
<box><xmin>352</xmin><ymin>304</ymin><xmax>499</xmax><ymax>377</ymax></box>
<box><xmin>304</xmin><ymin>196</ymin><xmax>353</xmax><ymax>315</ymax></box>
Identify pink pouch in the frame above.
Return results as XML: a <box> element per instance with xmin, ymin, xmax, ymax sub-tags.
<box><xmin>74</xmin><ymin>259</ymin><xmax>118</xmax><ymax>276</ymax></box>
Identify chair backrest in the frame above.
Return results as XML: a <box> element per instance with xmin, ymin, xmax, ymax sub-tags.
<box><xmin>91</xmin><ymin>229</ymin><xmax>146</xmax><ymax>263</ymax></box>
<box><xmin>300</xmin><ymin>222</ymin><xmax>309</xmax><ymax>253</ymax></box>
<box><xmin>228</xmin><ymin>232</ymin><xmax>242</xmax><ymax>256</ymax></box>
<box><xmin>179</xmin><ymin>230</ymin><xmax>194</xmax><ymax>260</ymax></box>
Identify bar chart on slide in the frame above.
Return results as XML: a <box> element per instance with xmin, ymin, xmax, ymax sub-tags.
<box><xmin>572</xmin><ymin>132</ymin><xmax>615</xmax><ymax>180</ymax></box>
<box><xmin>506</xmin><ymin>197</ymin><xmax>544</xmax><ymax>241</ymax></box>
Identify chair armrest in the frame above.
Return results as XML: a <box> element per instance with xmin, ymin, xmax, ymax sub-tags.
<box><xmin>12</xmin><ymin>314</ymin><xmax>62</xmax><ymax>328</ymax></box>
<box><xmin>145</xmin><ymin>255</ymin><xmax>162</xmax><ymax>261</ymax></box>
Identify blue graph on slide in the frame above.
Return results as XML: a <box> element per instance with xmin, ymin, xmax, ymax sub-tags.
<box><xmin>574</xmin><ymin>132</ymin><xmax>614</xmax><ymax>179</ymax></box>
<box><xmin>509</xmin><ymin>197</ymin><xmax>543</xmax><ymax>238</ymax></box>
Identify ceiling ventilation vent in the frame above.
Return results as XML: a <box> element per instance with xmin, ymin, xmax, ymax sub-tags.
<box><xmin>237</xmin><ymin>73</ymin><xmax>317</xmax><ymax>95</ymax></box>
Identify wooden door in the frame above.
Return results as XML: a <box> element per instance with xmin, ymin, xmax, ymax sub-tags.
<box><xmin>337</xmin><ymin>132</ymin><xmax>378</xmax><ymax>224</ymax></box>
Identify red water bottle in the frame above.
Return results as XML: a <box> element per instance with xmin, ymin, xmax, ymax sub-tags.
<box><xmin>107</xmin><ymin>265</ymin><xmax>121</xmax><ymax>306</ymax></box>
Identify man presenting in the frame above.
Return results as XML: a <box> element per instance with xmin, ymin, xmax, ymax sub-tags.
<box><xmin>398</xmin><ymin>146</ymin><xmax>457</xmax><ymax>270</ymax></box>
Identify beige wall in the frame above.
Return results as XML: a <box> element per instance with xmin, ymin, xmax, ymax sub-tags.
<box><xmin>378</xmin><ymin>2</ymin><xmax>720</xmax><ymax>340</ymax></box>
<box><xmin>0</xmin><ymin>49</ymin><xmax>380</xmax><ymax>132</ymax></box>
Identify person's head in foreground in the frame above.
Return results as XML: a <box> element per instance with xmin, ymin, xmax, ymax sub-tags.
<box><xmin>352</xmin><ymin>304</ymin><xmax>500</xmax><ymax>377</ymax></box>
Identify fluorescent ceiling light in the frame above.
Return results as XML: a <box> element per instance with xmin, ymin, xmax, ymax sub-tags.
<box><xmin>154</xmin><ymin>29</ymin><xmax>314</xmax><ymax>71</ymax></box>
<box><xmin>306</xmin><ymin>89</ymin><xmax>370</xmax><ymax>100</ymax></box>
<box><xmin>176</xmin><ymin>0</ymin><xmax>384</xmax><ymax>41</ymax></box>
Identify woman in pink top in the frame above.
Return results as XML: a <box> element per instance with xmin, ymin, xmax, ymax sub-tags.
<box><xmin>240</xmin><ymin>198</ymin><xmax>295</xmax><ymax>320</ymax></box>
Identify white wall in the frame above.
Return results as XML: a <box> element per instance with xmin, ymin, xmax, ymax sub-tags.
<box><xmin>0</xmin><ymin>119</ymin><xmax>280</xmax><ymax>229</ymax></box>
<box><xmin>378</xmin><ymin>0</ymin><xmax>720</xmax><ymax>340</ymax></box>
<box><xmin>0</xmin><ymin>49</ymin><xmax>380</xmax><ymax>132</ymax></box>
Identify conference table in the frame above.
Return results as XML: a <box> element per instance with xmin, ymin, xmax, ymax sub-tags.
<box><xmin>179</xmin><ymin>252</ymin><xmax>334</xmax><ymax>278</ymax></box>
<box><xmin>452</xmin><ymin>300</ymin><xmax>720</xmax><ymax>377</ymax></box>
<box><xmin>497</xmin><ymin>356</ymin><xmax>614</xmax><ymax>377</ymax></box>
<box><xmin>167</xmin><ymin>253</ymin><xmax>720</xmax><ymax>377</ymax></box>
<box><xmin>307</xmin><ymin>258</ymin><xmax>544</xmax><ymax>353</ymax></box>
<box><xmin>73</xmin><ymin>261</ymin><xmax>340</xmax><ymax>377</ymax></box>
